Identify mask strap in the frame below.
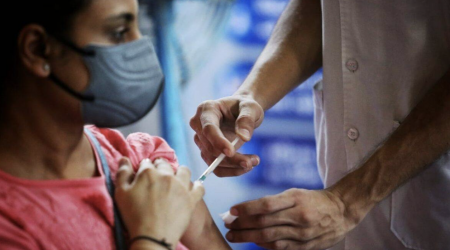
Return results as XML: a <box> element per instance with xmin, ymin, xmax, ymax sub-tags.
<box><xmin>49</xmin><ymin>73</ymin><xmax>96</xmax><ymax>102</ymax></box>
<box><xmin>54</xmin><ymin>36</ymin><xmax>96</xmax><ymax>57</ymax></box>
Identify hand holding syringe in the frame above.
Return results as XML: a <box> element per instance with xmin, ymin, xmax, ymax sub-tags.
<box><xmin>197</xmin><ymin>137</ymin><xmax>240</xmax><ymax>183</ymax></box>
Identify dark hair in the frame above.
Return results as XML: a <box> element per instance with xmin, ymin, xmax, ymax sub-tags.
<box><xmin>1</xmin><ymin>0</ymin><xmax>92</xmax><ymax>83</ymax></box>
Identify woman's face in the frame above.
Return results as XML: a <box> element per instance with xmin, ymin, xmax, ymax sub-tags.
<box><xmin>47</xmin><ymin>0</ymin><xmax>142</xmax><ymax>93</ymax></box>
<box><xmin>71</xmin><ymin>0</ymin><xmax>141</xmax><ymax>47</ymax></box>
<box><xmin>11</xmin><ymin>0</ymin><xmax>144</xmax><ymax>126</ymax></box>
<box><xmin>10</xmin><ymin>0</ymin><xmax>144</xmax><ymax>124</ymax></box>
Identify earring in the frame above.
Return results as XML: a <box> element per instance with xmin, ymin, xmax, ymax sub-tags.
<box><xmin>43</xmin><ymin>64</ymin><xmax>50</xmax><ymax>72</ymax></box>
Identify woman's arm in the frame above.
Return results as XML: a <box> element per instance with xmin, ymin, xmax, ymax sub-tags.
<box><xmin>181</xmin><ymin>200</ymin><xmax>231</xmax><ymax>250</ymax></box>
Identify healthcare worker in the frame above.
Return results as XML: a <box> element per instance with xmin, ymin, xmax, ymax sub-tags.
<box><xmin>190</xmin><ymin>0</ymin><xmax>450</xmax><ymax>249</ymax></box>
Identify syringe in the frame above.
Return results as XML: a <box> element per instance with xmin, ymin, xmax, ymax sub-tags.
<box><xmin>197</xmin><ymin>137</ymin><xmax>240</xmax><ymax>183</ymax></box>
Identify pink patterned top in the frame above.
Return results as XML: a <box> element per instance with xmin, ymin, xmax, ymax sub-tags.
<box><xmin>0</xmin><ymin>125</ymin><xmax>188</xmax><ymax>250</ymax></box>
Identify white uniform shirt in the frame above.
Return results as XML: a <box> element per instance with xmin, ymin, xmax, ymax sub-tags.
<box><xmin>315</xmin><ymin>1</ymin><xmax>450</xmax><ymax>249</ymax></box>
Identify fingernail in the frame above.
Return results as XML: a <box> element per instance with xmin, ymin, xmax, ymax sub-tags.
<box><xmin>230</xmin><ymin>208</ymin><xmax>239</xmax><ymax>216</ymax></box>
<box><xmin>251</xmin><ymin>157</ymin><xmax>259</xmax><ymax>166</ymax></box>
<box><xmin>119</xmin><ymin>165</ymin><xmax>129</xmax><ymax>170</ymax></box>
<box><xmin>238</xmin><ymin>129</ymin><xmax>251</xmax><ymax>141</ymax></box>
<box><xmin>193</xmin><ymin>180</ymin><xmax>203</xmax><ymax>186</ymax></box>
<box><xmin>224</xmin><ymin>148</ymin><xmax>232</xmax><ymax>157</ymax></box>
<box><xmin>140</xmin><ymin>159</ymin><xmax>152</xmax><ymax>168</ymax></box>
<box><xmin>154</xmin><ymin>158</ymin><xmax>167</xmax><ymax>164</ymax></box>
<box><xmin>140</xmin><ymin>158</ymin><xmax>150</xmax><ymax>165</ymax></box>
<box><xmin>226</xmin><ymin>232</ymin><xmax>234</xmax><ymax>241</ymax></box>
<box><xmin>240</xmin><ymin>161</ymin><xmax>248</xmax><ymax>168</ymax></box>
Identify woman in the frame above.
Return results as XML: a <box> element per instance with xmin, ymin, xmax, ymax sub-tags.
<box><xmin>0</xmin><ymin>0</ymin><xmax>231</xmax><ymax>249</ymax></box>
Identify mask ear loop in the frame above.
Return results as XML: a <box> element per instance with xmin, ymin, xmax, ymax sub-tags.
<box><xmin>46</xmin><ymin>35</ymin><xmax>96</xmax><ymax>101</ymax></box>
<box><xmin>49</xmin><ymin>74</ymin><xmax>96</xmax><ymax>101</ymax></box>
<box><xmin>54</xmin><ymin>35</ymin><xmax>97</xmax><ymax>57</ymax></box>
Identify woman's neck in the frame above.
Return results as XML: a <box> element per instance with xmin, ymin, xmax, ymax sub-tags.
<box><xmin>0</xmin><ymin>84</ymin><xmax>96</xmax><ymax>180</ymax></box>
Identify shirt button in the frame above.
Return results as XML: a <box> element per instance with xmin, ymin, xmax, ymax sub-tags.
<box><xmin>346</xmin><ymin>59</ymin><xmax>358</xmax><ymax>72</ymax></box>
<box><xmin>347</xmin><ymin>128</ymin><xmax>359</xmax><ymax>141</ymax></box>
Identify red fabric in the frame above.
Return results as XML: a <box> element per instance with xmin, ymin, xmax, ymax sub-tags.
<box><xmin>0</xmin><ymin>126</ymin><xmax>187</xmax><ymax>250</ymax></box>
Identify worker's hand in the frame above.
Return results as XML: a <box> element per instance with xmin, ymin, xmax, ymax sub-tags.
<box><xmin>115</xmin><ymin>157</ymin><xmax>205</xmax><ymax>247</ymax></box>
<box><xmin>225</xmin><ymin>188</ymin><xmax>369</xmax><ymax>250</ymax></box>
<box><xmin>189</xmin><ymin>94</ymin><xmax>264</xmax><ymax>177</ymax></box>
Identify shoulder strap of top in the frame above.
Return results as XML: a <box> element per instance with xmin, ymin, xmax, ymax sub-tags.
<box><xmin>84</xmin><ymin>128</ymin><xmax>126</xmax><ymax>250</ymax></box>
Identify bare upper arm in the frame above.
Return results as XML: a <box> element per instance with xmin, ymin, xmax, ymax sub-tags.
<box><xmin>180</xmin><ymin>199</ymin><xmax>231</xmax><ymax>250</ymax></box>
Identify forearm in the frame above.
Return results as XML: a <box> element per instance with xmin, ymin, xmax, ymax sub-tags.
<box><xmin>235</xmin><ymin>0</ymin><xmax>322</xmax><ymax>110</ymax></box>
<box><xmin>330</xmin><ymin>68</ymin><xmax>450</xmax><ymax>222</ymax></box>
<box><xmin>181</xmin><ymin>201</ymin><xmax>231</xmax><ymax>250</ymax></box>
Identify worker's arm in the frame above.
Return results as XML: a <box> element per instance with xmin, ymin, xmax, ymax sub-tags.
<box><xmin>226</xmin><ymin>68</ymin><xmax>450</xmax><ymax>250</ymax></box>
<box><xmin>235</xmin><ymin>0</ymin><xmax>322</xmax><ymax>110</ymax></box>
<box><xmin>331</xmin><ymin>68</ymin><xmax>450</xmax><ymax>222</ymax></box>
<box><xmin>190</xmin><ymin>0</ymin><xmax>322</xmax><ymax>177</ymax></box>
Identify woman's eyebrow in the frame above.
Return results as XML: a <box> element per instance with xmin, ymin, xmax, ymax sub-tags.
<box><xmin>105</xmin><ymin>12</ymin><xmax>135</xmax><ymax>23</ymax></box>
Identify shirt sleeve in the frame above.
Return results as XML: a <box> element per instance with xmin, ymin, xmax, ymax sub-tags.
<box><xmin>0</xmin><ymin>216</ymin><xmax>39</xmax><ymax>250</ymax></box>
<box><xmin>85</xmin><ymin>126</ymin><xmax>188</xmax><ymax>250</ymax></box>
<box><xmin>85</xmin><ymin>126</ymin><xmax>179</xmax><ymax>177</ymax></box>
<box><xmin>126</xmin><ymin>132</ymin><xmax>179</xmax><ymax>170</ymax></box>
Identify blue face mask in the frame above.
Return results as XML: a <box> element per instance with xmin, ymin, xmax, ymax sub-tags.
<box><xmin>49</xmin><ymin>36</ymin><xmax>164</xmax><ymax>128</ymax></box>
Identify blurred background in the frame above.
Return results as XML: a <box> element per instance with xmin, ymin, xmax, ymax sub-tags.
<box><xmin>120</xmin><ymin>0</ymin><xmax>323</xmax><ymax>249</ymax></box>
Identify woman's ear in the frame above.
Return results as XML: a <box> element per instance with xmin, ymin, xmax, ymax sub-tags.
<box><xmin>17</xmin><ymin>24</ymin><xmax>53</xmax><ymax>78</ymax></box>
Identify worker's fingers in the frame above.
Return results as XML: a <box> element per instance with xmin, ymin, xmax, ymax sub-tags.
<box><xmin>226</xmin><ymin>226</ymin><xmax>303</xmax><ymax>244</ymax></box>
<box><xmin>226</xmin><ymin>208</ymin><xmax>323</xmax><ymax>239</ymax></box>
<box><xmin>190</xmin><ymin>181</ymin><xmax>205</xmax><ymax>204</ymax></box>
<box><xmin>200</xmin><ymin>152</ymin><xmax>258</xmax><ymax>177</ymax></box>
<box><xmin>213</xmin><ymin>166</ymin><xmax>254</xmax><ymax>177</ymax></box>
<box><xmin>231</xmin><ymin>193</ymin><xmax>295</xmax><ymax>216</ymax></box>
<box><xmin>222</xmin><ymin>153</ymin><xmax>260</xmax><ymax>169</ymax></box>
<box><xmin>193</xmin><ymin>134</ymin><xmax>203</xmax><ymax>151</ymax></box>
<box><xmin>256</xmin><ymin>239</ymin><xmax>308</xmax><ymax>250</ymax></box>
<box><xmin>189</xmin><ymin>105</ymin><xmax>204</xmax><ymax>134</ymax></box>
<box><xmin>256</xmin><ymin>231</ymin><xmax>340</xmax><ymax>250</ymax></box>
<box><xmin>197</xmin><ymin>101</ymin><xmax>235</xmax><ymax>157</ymax></box>
<box><xmin>226</xmin><ymin>212</ymin><xmax>296</xmax><ymax>230</ymax></box>
<box><xmin>235</xmin><ymin>100</ymin><xmax>264</xmax><ymax>142</ymax></box>
<box><xmin>195</xmin><ymin>133</ymin><xmax>223</xmax><ymax>157</ymax></box>
<box><xmin>116</xmin><ymin>157</ymin><xmax>134</xmax><ymax>190</ymax></box>
<box><xmin>175</xmin><ymin>166</ymin><xmax>191</xmax><ymax>188</ymax></box>
<box><xmin>154</xmin><ymin>158</ymin><xmax>175</xmax><ymax>175</ymax></box>
<box><xmin>201</xmin><ymin>151</ymin><xmax>259</xmax><ymax>169</ymax></box>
